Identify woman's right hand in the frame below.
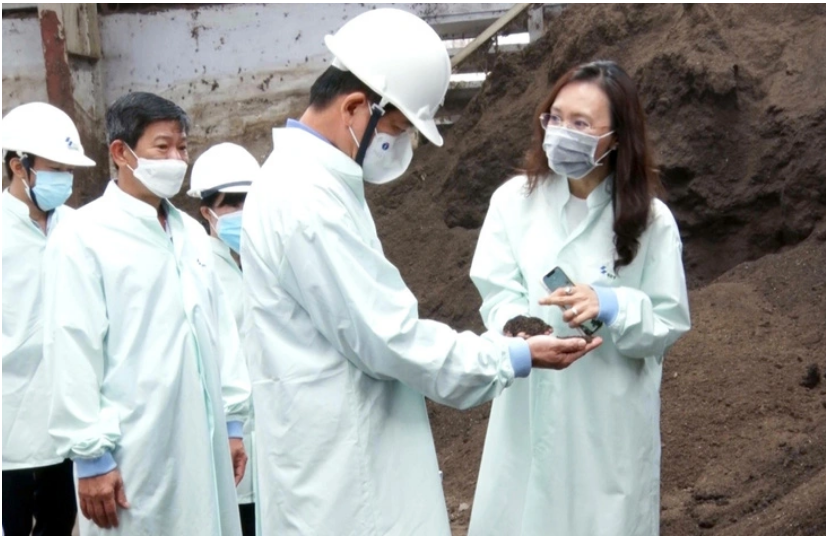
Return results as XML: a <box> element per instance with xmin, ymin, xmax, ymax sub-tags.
<box><xmin>526</xmin><ymin>334</ymin><xmax>603</xmax><ymax>370</ymax></box>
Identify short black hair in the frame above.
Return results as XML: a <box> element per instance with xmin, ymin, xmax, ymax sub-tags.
<box><xmin>200</xmin><ymin>191</ymin><xmax>246</xmax><ymax>210</ymax></box>
<box><xmin>308</xmin><ymin>66</ymin><xmax>396</xmax><ymax>112</ymax></box>
<box><xmin>105</xmin><ymin>92</ymin><xmax>190</xmax><ymax>148</ymax></box>
<box><xmin>4</xmin><ymin>151</ymin><xmax>15</xmax><ymax>181</ymax></box>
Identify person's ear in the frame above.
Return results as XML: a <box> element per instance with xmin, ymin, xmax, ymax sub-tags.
<box><xmin>199</xmin><ymin>206</ymin><xmax>214</xmax><ymax>223</ymax></box>
<box><xmin>110</xmin><ymin>140</ymin><xmax>132</xmax><ymax>169</ymax></box>
<box><xmin>8</xmin><ymin>156</ymin><xmax>28</xmax><ymax>181</ymax></box>
<box><xmin>340</xmin><ymin>92</ymin><xmax>368</xmax><ymax>126</ymax></box>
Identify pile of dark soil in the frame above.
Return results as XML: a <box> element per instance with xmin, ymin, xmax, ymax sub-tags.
<box><xmin>360</xmin><ymin>4</ymin><xmax>826</xmax><ymax>534</ymax></box>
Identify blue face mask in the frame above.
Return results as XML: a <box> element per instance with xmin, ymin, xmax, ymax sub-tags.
<box><xmin>210</xmin><ymin>209</ymin><xmax>243</xmax><ymax>253</ymax></box>
<box><xmin>26</xmin><ymin>170</ymin><xmax>74</xmax><ymax>211</ymax></box>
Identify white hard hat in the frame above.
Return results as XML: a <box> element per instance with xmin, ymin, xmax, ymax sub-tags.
<box><xmin>1</xmin><ymin>102</ymin><xmax>95</xmax><ymax>167</ymax></box>
<box><xmin>187</xmin><ymin>142</ymin><xmax>260</xmax><ymax>199</ymax></box>
<box><xmin>324</xmin><ymin>8</ymin><xmax>451</xmax><ymax>147</ymax></box>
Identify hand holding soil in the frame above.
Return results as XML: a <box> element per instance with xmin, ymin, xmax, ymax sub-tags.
<box><xmin>526</xmin><ymin>334</ymin><xmax>603</xmax><ymax>370</ymax></box>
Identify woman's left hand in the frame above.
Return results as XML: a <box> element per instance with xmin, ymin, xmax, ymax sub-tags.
<box><xmin>539</xmin><ymin>283</ymin><xmax>599</xmax><ymax>328</ymax></box>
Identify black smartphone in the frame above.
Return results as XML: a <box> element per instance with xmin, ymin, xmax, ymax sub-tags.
<box><xmin>542</xmin><ymin>266</ymin><xmax>603</xmax><ymax>339</ymax></box>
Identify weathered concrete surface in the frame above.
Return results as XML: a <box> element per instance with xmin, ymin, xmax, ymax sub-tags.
<box><xmin>2</xmin><ymin>15</ymin><xmax>48</xmax><ymax>112</ymax></box>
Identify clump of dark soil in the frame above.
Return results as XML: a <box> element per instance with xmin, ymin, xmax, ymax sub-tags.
<box><xmin>800</xmin><ymin>364</ymin><xmax>822</xmax><ymax>389</ymax></box>
<box><xmin>502</xmin><ymin>315</ymin><xmax>552</xmax><ymax>337</ymax></box>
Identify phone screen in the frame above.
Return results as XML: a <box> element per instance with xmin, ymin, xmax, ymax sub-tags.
<box><xmin>542</xmin><ymin>267</ymin><xmax>603</xmax><ymax>337</ymax></box>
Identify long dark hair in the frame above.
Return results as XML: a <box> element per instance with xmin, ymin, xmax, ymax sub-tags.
<box><xmin>524</xmin><ymin>60</ymin><xmax>663</xmax><ymax>270</ymax></box>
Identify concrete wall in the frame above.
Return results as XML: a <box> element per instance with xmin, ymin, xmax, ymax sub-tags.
<box><xmin>3</xmin><ymin>3</ymin><xmax>527</xmax><ymax>162</ymax></box>
<box><xmin>2</xmin><ymin>15</ymin><xmax>48</xmax><ymax>110</ymax></box>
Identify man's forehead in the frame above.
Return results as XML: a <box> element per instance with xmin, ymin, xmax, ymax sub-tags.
<box><xmin>144</xmin><ymin>120</ymin><xmax>187</xmax><ymax>138</ymax></box>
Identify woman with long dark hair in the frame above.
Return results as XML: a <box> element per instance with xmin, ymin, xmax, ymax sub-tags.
<box><xmin>468</xmin><ymin>60</ymin><xmax>691</xmax><ymax>535</ymax></box>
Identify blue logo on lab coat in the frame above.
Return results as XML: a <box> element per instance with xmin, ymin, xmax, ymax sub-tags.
<box><xmin>600</xmin><ymin>265</ymin><xmax>618</xmax><ymax>280</ymax></box>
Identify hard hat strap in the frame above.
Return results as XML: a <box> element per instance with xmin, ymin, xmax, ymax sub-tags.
<box><xmin>354</xmin><ymin>103</ymin><xmax>386</xmax><ymax>166</ymax></box>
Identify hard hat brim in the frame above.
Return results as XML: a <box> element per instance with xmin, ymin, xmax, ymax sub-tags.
<box><xmin>412</xmin><ymin>118</ymin><xmax>443</xmax><ymax>147</ymax></box>
<box><xmin>186</xmin><ymin>183</ymin><xmax>252</xmax><ymax>199</ymax></box>
<box><xmin>2</xmin><ymin>145</ymin><xmax>96</xmax><ymax>167</ymax></box>
<box><xmin>58</xmin><ymin>150</ymin><xmax>97</xmax><ymax>167</ymax></box>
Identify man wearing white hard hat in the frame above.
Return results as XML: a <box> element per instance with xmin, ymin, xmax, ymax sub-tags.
<box><xmin>241</xmin><ymin>8</ymin><xmax>602</xmax><ymax>535</ymax></box>
<box><xmin>189</xmin><ymin>142</ymin><xmax>260</xmax><ymax>536</ymax></box>
<box><xmin>41</xmin><ymin>92</ymin><xmax>250</xmax><ymax>536</ymax></box>
<box><xmin>2</xmin><ymin>102</ymin><xmax>95</xmax><ymax>536</ymax></box>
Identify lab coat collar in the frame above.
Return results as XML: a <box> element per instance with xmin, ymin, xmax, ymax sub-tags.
<box><xmin>3</xmin><ymin>188</ymin><xmax>57</xmax><ymax>233</ymax></box>
<box><xmin>3</xmin><ymin>188</ymin><xmax>31</xmax><ymax>220</ymax></box>
<box><xmin>545</xmin><ymin>173</ymin><xmax>614</xmax><ymax>208</ymax></box>
<box><xmin>210</xmin><ymin>235</ymin><xmax>236</xmax><ymax>264</ymax></box>
<box><xmin>104</xmin><ymin>179</ymin><xmax>183</xmax><ymax>222</ymax></box>
<box><xmin>585</xmin><ymin>173</ymin><xmax>614</xmax><ymax>208</ymax></box>
<box><xmin>104</xmin><ymin>180</ymin><xmax>189</xmax><ymax>251</ymax></box>
<box><xmin>272</xmin><ymin>127</ymin><xmax>366</xmax><ymax>203</ymax></box>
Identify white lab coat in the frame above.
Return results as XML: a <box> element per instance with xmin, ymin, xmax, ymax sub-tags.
<box><xmin>467</xmin><ymin>175</ymin><xmax>691</xmax><ymax>536</ymax></box>
<box><xmin>43</xmin><ymin>181</ymin><xmax>251</xmax><ymax>536</ymax></box>
<box><xmin>241</xmin><ymin>127</ymin><xmax>519</xmax><ymax>536</ymax></box>
<box><xmin>2</xmin><ymin>189</ymin><xmax>71</xmax><ymax>470</ymax></box>
<box><xmin>210</xmin><ymin>236</ymin><xmax>255</xmax><ymax>505</ymax></box>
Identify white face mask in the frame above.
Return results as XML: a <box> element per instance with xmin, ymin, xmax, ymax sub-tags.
<box><xmin>542</xmin><ymin>126</ymin><xmax>614</xmax><ymax>180</ymax></box>
<box><xmin>126</xmin><ymin>146</ymin><xmax>188</xmax><ymax>199</ymax></box>
<box><xmin>349</xmin><ymin>127</ymin><xmax>414</xmax><ymax>185</ymax></box>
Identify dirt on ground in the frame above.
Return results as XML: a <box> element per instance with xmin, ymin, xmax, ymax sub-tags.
<box><xmin>359</xmin><ymin>4</ymin><xmax>826</xmax><ymax>535</ymax></box>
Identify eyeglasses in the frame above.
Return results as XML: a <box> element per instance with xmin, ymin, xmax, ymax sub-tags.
<box><xmin>539</xmin><ymin>113</ymin><xmax>610</xmax><ymax>135</ymax></box>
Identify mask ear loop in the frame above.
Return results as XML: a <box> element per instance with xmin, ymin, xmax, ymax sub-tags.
<box><xmin>18</xmin><ymin>151</ymin><xmax>47</xmax><ymax>212</ymax></box>
<box><xmin>593</xmin><ymin>131</ymin><xmax>616</xmax><ymax>167</ymax></box>
<box><xmin>206</xmin><ymin>208</ymin><xmax>224</xmax><ymax>237</ymax></box>
<box><xmin>354</xmin><ymin>102</ymin><xmax>386</xmax><ymax>166</ymax></box>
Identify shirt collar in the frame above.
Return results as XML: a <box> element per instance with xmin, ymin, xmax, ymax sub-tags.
<box><xmin>286</xmin><ymin>119</ymin><xmax>332</xmax><ymax>145</ymax></box>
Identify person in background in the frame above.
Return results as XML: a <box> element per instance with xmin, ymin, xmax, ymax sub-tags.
<box><xmin>188</xmin><ymin>142</ymin><xmax>260</xmax><ymax>536</ymax></box>
<box><xmin>42</xmin><ymin>92</ymin><xmax>251</xmax><ymax>536</ymax></box>
<box><xmin>2</xmin><ymin>102</ymin><xmax>95</xmax><ymax>536</ymax></box>
<box><xmin>241</xmin><ymin>9</ymin><xmax>602</xmax><ymax>535</ymax></box>
<box><xmin>468</xmin><ymin>60</ymin><xmax>691</xmax><ymax>536</ymax></box>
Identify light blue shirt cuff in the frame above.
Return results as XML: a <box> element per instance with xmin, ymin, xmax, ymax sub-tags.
<box><xmin>593</xmin><ymin>285</ymin><xmax>619</xmax><ymax>326</ymax></box>
<box><xmin>227</xmin><ymin>420</ymin><xmax>244</xmax><ymax>439</ymax></box>
<box><xmin>75</xmin><ymin>451</ymin><xmax>117</xmax><ymax>479</ymax></box>
<box><xmin>507</xmin><ymin>338</ymin><xmax>532</xmax><ymax>378</ymax></box>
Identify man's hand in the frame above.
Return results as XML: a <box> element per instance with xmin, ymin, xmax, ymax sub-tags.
<box><xmin>78</xmin><ymin>469</ymin><xmax>129</xmax><ymax>529</ymax></box>
<box><xmin>527</xmin><ymin>334</ymin><xmax>603</xmax><ymax>370</ymax></box>
<box><xmin>229</xmin><ymin>438</ymin><xmax>248</xmax><ymax>486</ymax></box>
